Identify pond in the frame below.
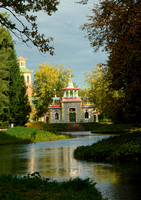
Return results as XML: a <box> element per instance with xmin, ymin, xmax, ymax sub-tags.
<box><xmin>0</xmin><ymin>132</ymin><xmax>141</xmax><ymax>200</ymax></box>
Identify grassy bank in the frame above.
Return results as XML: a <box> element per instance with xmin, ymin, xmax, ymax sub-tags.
<box><xmin>27</xmin><ymin>122</ymin><xmax>132</xmax><ymax>133</ymax></box>
<box><xmin>74</xmin><ymin>132</ymin><xmax>141</xmax><ymax>163</ymax></box>
<box><xmin>0</xmin><ymin>126</ymin><xmax>70</xmax><ymax>145</ymax></box>
<box><xmin>0</xmin><ymin>174</ymin><xmax>107</xmax><ymax>200</ymax></box>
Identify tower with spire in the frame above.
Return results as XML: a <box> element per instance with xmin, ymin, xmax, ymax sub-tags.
<box><xmin>17</xmin><ymin>55</ymin><xmax>34</xmax><ymax>98</ymax></box>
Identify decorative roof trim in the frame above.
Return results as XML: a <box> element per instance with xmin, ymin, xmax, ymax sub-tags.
<box><xmin>61</xmin><ymin>88</ymin><xmax>81</xmax><ymax>91</ymax></box>
<box><xmin>20</xmin><ymin>70</ymin><xmax>34</xmax><ymax>73</ymax></box>
<box><xmin>17</xmin><ymin>56</ymin><xmax>27</xmax><ymax>61</ymax></box>
<box><xmin>48</xmin><ymin>106</ymin><xmax>62</xmax><ymax>109</ymax></box>
<box><xmin>82</xmin><ymin>105</ymin><xmax>94</xmax><ymax>108</ymax></box>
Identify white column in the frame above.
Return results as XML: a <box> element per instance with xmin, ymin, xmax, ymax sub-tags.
<box><xmin>73</xmin><ymin>90</ymin><xmax>75</xmax><ymax>97</ymax></box>
<box><xmin>76</xmin><ymin>90</ymin><xmax>78</xmax><ymax>97</ymax></box>
<box><xmin>68</xmin><ymin>90</ymin><xmax>70</xmax><ymax>97</ymax></box>
<box><xmin>96</xmin><ymin>114</ymin><xmax>99</xmax><ymax>122</ymax></box>
<box><xmin>44</xmin><ymin>115</ymin><xmax>46</xmax><ymax>123</ymax></box>
<box><xmin>64</xmin><ymin>91</ymin><xmax>66</xmax><ymax>97</ymax></box>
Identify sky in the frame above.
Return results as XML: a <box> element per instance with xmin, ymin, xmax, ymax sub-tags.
<box><xmin>14</xmin><ymin>0</ymin><xmax>107</xmax><ymax>88</ymax></box>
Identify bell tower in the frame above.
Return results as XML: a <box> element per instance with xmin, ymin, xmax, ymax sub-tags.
<box><xmin>17</xmin><ymin>56</ymin><xmax>33</xmax><ymax>86</ymax></box>
<box><xmin>17</xmin><ymin>55</ymin><xmax>34</xmax><ymax>97</ymax></box>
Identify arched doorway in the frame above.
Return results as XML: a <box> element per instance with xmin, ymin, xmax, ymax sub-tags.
<box><xmin>69</xmin><ymin>108</ymin><xmax>76</xmax><ymax>122</ymax></box>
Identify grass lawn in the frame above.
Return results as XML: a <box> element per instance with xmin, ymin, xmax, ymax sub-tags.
<box><xmin>74</xmin><ymin>132</ymin><xmax>141</xmax><ymax>163</ymax></box>
<box><xmin>0</xmin><ymin>174</ymin><xmax>107</xmax><ymax>200</ymax></box>
<box><xmin>0</xmin><ymin>126</ymin><xmax>70</xmax><ymax>145</ymax></box>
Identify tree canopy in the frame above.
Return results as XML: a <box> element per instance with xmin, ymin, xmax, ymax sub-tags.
<box><xmin>33</xmin><ymin>63</ymin><xmax>74</xmax><ymax>117</ymax></box>
<box><xmin>82</xmin><ymin>0</ymin><xmax>141</xmax><ymax>123</ymax></box>
<box><xmin>0</xmin><ymin>1</ymin><xmax>59</xmax><ymax>54</ymax></box>
<box><xmin>0</xmin><ymin>25</ymin><xmax>31</xmax><ymax>125</ymax></box>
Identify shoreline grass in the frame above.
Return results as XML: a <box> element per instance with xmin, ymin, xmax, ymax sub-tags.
<box><xmin>80</xmin><ymin>122</ymin><xmax>141</xmax><ymax>134</ymax></box>
<box><xmin>0</xmin><ymin>126</ymin><xmax>71</xmax><ymax>145</ymax></box>
<box><xmin>74</xmin><ymin>132</ymin><xmax>141</xmax><ymax>163</ymax></box>
<box><xmin>0</xmin><ymin>174</ymin><xmax>107</xmax><ymax>200</ymax></box>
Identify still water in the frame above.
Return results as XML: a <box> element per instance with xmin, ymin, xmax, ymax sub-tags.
<box><xmin>0</xmin><ymin>132</ymin><xmax>141</xmax><ymax>200</ymax></box>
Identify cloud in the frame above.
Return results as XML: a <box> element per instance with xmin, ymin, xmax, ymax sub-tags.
<box><xmin>14</xmin><ymin>0</ymin><xmax>107</xmax><ymax>87</ymax></box>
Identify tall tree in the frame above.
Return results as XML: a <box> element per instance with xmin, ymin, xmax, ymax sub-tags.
<box><xmin>33</xmin><ymin>63</ymin><xmax>74</xmax><ymax>117</ymax></box>
<box><xmin>0</xmin><ymin>25</ymin><xmax>11</xmax><ymax>121</ymax></box>
<box><xmin>0</xmin><ymin>25</ymin><xmax>31</xmax><ymax>125</ymax></box>
<box><xmin>82</xmin><ymin>0</ymin><xmax>141</xmax><ymax>123</ymax></box>
<box><xmin>8</xmin><ymin>49</ymin><xmax>31</xmax><ymax>125</ymax></box>
<box><xmin>0</xmin><ymin>56</ymin><xmax>9</xmax><ymax>121</ymax></box>
<box><xmin>0</xmin><ymin>1</ymin><xmax>59</xmax><ymax>54</ymax></box>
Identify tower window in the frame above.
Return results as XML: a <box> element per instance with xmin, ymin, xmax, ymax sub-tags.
<box><xmin>27</xmin><ymin>76</ymin><xmax>29</xmax><ymax>83</ymax></box>
<box><xmin>21</xmin><ymin>61</ymin><xmax>25</xmax><ymax>66</ymax></box>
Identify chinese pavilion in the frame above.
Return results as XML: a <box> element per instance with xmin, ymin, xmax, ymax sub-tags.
<box><xmin>44</xmin><ymin>75</ymin><xmax>98</xmax><ymax>123</ymax></box>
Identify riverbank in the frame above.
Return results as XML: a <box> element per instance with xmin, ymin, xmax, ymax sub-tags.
<box><xmin>74</xmin><ymin>132</ymin><xmax>141</xmax><ymax>163</ymax></box>
<box><xmin>26</xmin><ymin>122</ymin><xmax>141</xmax><ymax>134</ymax></box>
<box><xmin>0</xmin><ymin>174</ymin><xmax>107</xmax><ymax>200</ymax></box>
<box><xmin>0</xmin><ymin>126</ymin><xmax>70</xmax><ymax>145</ymax></box>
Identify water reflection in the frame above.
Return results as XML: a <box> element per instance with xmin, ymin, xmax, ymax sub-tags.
<box><xmin>0</xmin><ymin>135</ymin><xmax>141</xmax><ymax>200</ymax></box>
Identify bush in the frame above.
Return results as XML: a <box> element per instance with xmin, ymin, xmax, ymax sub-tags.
<box><xmin>0</xmin><ymin>175</ymin><xmax>108</xmax><ymax>200</ymax></box>
<box><xmin>0</xmin><ymin>121</ymin><xmax>9</xmax><ymax>129</ymax></box>
<box><xmin>74</xmin><ymin>132</ymin><xmax>141</xmax><ymax>163</ymax></box>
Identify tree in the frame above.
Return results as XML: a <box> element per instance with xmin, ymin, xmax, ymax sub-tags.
<box><xmin>84</xmin><ymin>64</ymin><xmax>126</xmax><ymax>123</ymax></box>
<box><xmin>0</xmin><ymin>25</ymin><xmax>31</xmax><ymax>125</ymax></box>
<box><xmin>0</xmin><ymin>55</ymin><xmax>9</xmax><ymax>121</ymax></box>
<box><xmin>84</xmin><ymin>64</ymin><xmax>107</xmax><ymax>110</ymax></box>
<box><xmin>0</xmin><ymin>25</ymin><xmax>11</xmax><ymax>121</ymax></box>
<box><xmin>82</xmin><ymin>0</ymin><xmax>141</xmax><ymax>123</ymax></box>
<box><xmin>15</xmin><ymin>76</ymin><xmax>31</xmax><ymax>125</ymax></box>
<box><xmin>33</xmin><ymin>63</ymin><xmax>74</xmax><ymax>117</ymax></box>
<box><xmin>0</xmin><ymin>1</ymin><xmax>59</xmax><ymax>54</ymax></box>
<box><xmin>8</xmin><ymin>49</ymin><xmax>31</xmax><ymax>125</ymax></box>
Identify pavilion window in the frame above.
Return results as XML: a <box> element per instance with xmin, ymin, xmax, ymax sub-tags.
<box><xmin>85</xmin><ymin>111</ymin><xmax>89</xmax><ymax>119</ymax></box>
<box><xmin>55</xmin><ymin>113</ymin><xmax>59</xmax><ymax>120</ymax></box>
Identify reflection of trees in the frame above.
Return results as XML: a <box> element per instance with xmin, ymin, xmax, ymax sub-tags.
<box><xmin>111</xmin><ymin>162</ymin><xmax>141</xmax><ymax>186</ymax></box>
<box><xmin>0</xmin><ymin>145</ymin><xmax>29</xmax><ymax>175</ymax></box>
<box><xmin>1</xmin><ymin>144</ymin><xmax>141</xmax><ymax>189</ymax></box>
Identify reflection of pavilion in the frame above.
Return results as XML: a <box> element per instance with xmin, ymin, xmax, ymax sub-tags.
<box><xmin>44</xmin><ymin>75</ymin><xmax>98</xmax><ymax>123</ymax></box>
<box><xmin>27</xmin><ymin>145</ymin><xmax>83</xmax><ymax>178</ymax></box>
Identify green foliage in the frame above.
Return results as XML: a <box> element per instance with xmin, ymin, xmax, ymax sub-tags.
<box><xmin>0</xmin><ymin>25</ymin><xmax>31</xmax><ymax>125</ymax></box>
<box><xmin>33</xmin><ymin>64</ymin><xmax>74</xmax><ymax>117</ymax></box>
<box><xmin>74</xmin><ymin>132</ymin><xmax>141</xmax><ymax>163</ymax></box>
<box><xmin>0</xmin><ymin>25</ymin><xmax>11</xmax><ymax>121</ymax></box>
<box><xmin>8</xmin><ymin>51</ymin><xmax>31</xmax><ymax>125</ymax></box>
<box><xmin>82</xmin><ymin>0</ymin><xmax>141</xmax><ymax>124</ymax></box>
<box><xmin>81</xmin><ymin>123</ymin><xmax>130</xmax><ymax>133</ymax></box>
<box><xmin>0</xmin><ymin>1</ymin><xmax>59</xmax><ymax>54</ymax></box>
<box><xmin>0</xmin><ymin>175</ymin><xmax>107</xmax><ymax>200</ymax></box>
<box><xmin>0</xmin><ymin>121</ymin><xmax>8</xmax><ymax>129</ymax></box>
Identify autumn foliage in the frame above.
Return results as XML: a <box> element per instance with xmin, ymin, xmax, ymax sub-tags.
<box><xmin>83</xmin><ymin>0</ymin><xmax>141</xmax><ymax>123</ymax></box>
